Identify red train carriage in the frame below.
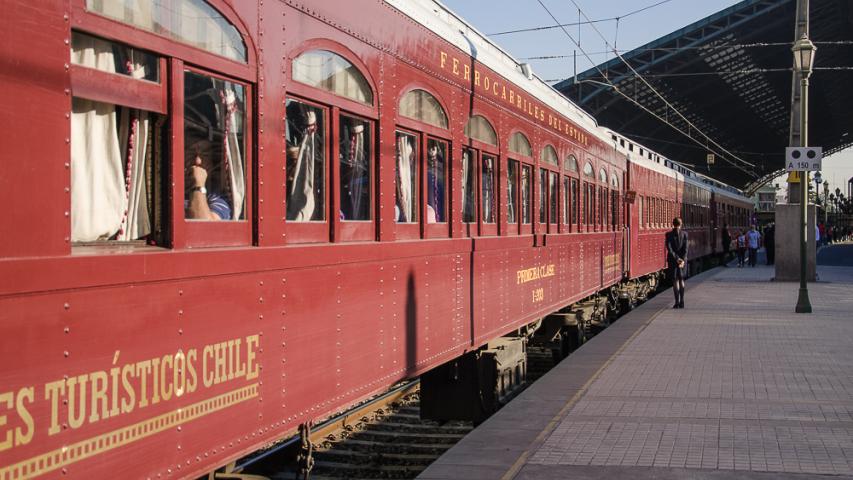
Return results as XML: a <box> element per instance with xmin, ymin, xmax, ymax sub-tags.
<box><xmin>0</xmin><ymin>1</ymin><xmax>751</xmax><ymax>479</ymax></box>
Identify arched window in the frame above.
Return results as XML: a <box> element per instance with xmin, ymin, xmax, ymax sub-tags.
<box><xmin>583</xmin><ymin>162</ymin><xmax>594</xmax><ymax>178</ymax></box>
<box><xmin>464</xmin><ymin>115</ymin><xmax>497</xmax><ymax>146</ymax></box>
<box><xmin>509</xmin><ymin>132</ymin><xmax>532</xmax><ymax>157</ymax></box>
<box><xmin>611</xmin><ymin>173</ymin><xmax>620</xmax><ymax>189</ymax></box>
<box><xmin>399</xmin><ymin>89</ymin><xmax>447</xmax><ymax>128</ymax></box>
<box><xmin>565</xmin><ymin>155</ymin><xmax>578</xmax><ymax>172</ymax></box>
<box><xmin>86</xmin><ymin>0</ymin><xmax>247</xmax><ymax>62</ymax></box>
<box><xmin>599</xmin><ymin>168</ymin><xmax>608</xmax><ymax>183</ymax></box>
<box><xmin>540</xmin><ymin>145</ymin><xmax>558</xmax><ymax>166</ymax></box>
<box><xmin>293</xmin><ymin>50</ymin><xmax>374</xmax><ymax>105</ymax></box>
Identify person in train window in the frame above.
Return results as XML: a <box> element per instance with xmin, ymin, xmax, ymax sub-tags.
<box><xmin>426</xmin><ymin>142</ymin><xmax>446</xmax><ymax>223</ymax></box>
<box><xmin>186</xmin><ymin>140</ymin><xmax>232</xmax><ymax>221</ymax></box>
<box><xmin>665</xmin><ymin>217</ymin><xmax>688</xmax><ymax>309</ymax></box>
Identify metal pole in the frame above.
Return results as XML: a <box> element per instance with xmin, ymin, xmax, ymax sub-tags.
<box><xmin>795</xmin><ymin>74</ymin><xmax>812</xmax><ymax>313</ymax></box>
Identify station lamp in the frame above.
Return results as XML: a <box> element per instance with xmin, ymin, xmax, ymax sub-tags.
<box><xmin>792</xmin><ymin>33</ymin><xmax>816</xmax><ymax>314</ymax></box>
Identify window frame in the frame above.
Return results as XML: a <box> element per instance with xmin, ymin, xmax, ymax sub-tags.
<box><xmin>285</xmin><ymin>42</ymin><xmax>379</xmax><ymax>244</ymax></box>
<box><xmin>507</xmin><ymin>130</ymin><xmax>534</xmax><ymax>236</ymax></box>
<box><xmin>394</xmin><ymin>127</ymin><xmax>421</xmax><ymax>240</ymax></box>
<box><xmin>396</xmin><ymin>85</ymin><xmax>451</xmax><ymax>239</ymax></box>
<box><xmin>538</xmin><ymin>144</ymin><xmax>560</xmax><ymax>233</ymax></box>
<box><xmin>180</xmin><ymin>64</ymin><xmax>254</xmax><ymax>248</ymax></box>
<box><xmin>70</xmin><ymin>0</ymin><xmax>256</xmax><ymax>251</ymax></box>
<box><xmin>462</xmin><ymin>114</ymin><xmax>499</xmax><ymax>237</ymax></box>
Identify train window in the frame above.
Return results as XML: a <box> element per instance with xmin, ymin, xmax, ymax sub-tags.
<box><xmin>339</xmin><ymin>115</ymin><xmax>371</xmax><ymax>221</ymax></box>
<box><xmin>426</xmin><ymin>139</ymin><xmax>447</xmax><ymax>223</ymax></box>
<box><xmin>184</xmin><ymin>71</ymin><xmax>247</xmax><ymax>223</ymax></box>
<box><xmin>71</xmin><ymin>32</ymin><xmax>159</xmax><ymax>82</ymax></box>
<box><xmin>521</xmin><ymin>165</ymin><xmax>532</xmax><ymax>224</ymax></box>
<box><xmin>599</xmin><ymin>186</ymin><xmax>607</xmax><ymax>229</ymax></box>
<box><xmin>571</xmin><ymin>178</ymin><xmax>579</xmax><ymax>227</ymax></box>
<box><xmin>509</xmin><ymin>132</ymin><xmax>532</xmax><ymax>157</ymax></box>
<box><xmin>286</xmin><ymin>99</ymin><xmax>326</xmax><ymax>222</ymax></box>
<box><xmin>395</xmin><ymin>131</ymin><xmax>418</xmax><ymax>223</ymax></box>
<box><xmin>638</xmin><ymin>196</ymin><xmax>644</xmax><ymax>229</ymax></box>
<box><xmin>293</xmin><ymin>50</ymin><xmax>373</xmax><ymax>105</ymax></box>
<box><xmin>541</xmin><ymin>145</ymin><xmax>558</xmax><ymax>166</ymax></box>
<box><xmin>539</xmin><ymin>168</ymin><xmax>547</xmax><ymax>224</ymax></box>
<box><xmin>565</xmin><ymin>155</ymin><xmax>579</xmax><ymax>173</ymax></box>
<box><xmin>482</xmin><ymin>155</ymin><xmax>497</xmax><ymax>224</ymax></box>
<box><xmin>464</xmin><ymin>116</ymin><xmax>497</xmax><ymax>146</ymax></box>
<box><xmin>86</xmin><ymin>0</ymin><xmax>247</xmax><ymax>62</ymax></box>
<box><xmin>70</xmin><ymin>35</ymin><xmax>169</xmax><ymax>245</ymax></box>
<box><xmin>400</xmin><ymin>89</ymin><xmax>448</xmax><ymax>129</ymax></box>
<box><xmin>508</xmin><ymin>160</ymin><xmax>519</xmax><ymax>224</ymax></box>
<box><xmin>462</xmin><ymin>149</ymin><xmax>477</xmax><ymax>223</ymax></box>
<box><xmin>583</xmin><ymin>162</ymin><xmax>594</xmax><ymax>178</ymax></box>
<box><xmin>611</xmin><ymin>174</ymin><xmax>620</xmax><ymax>228</ymax></box>
<box><xmin>549</xmin><ymin>171</ymin><xmax>558</xmax><ymax>225</ymax></box>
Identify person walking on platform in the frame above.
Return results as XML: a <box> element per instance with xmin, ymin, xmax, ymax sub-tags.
<box><xmin>747</xmin><ymin>225</ymin><xmax>761</xmax><ymax>267</ymax></box>
<box><xmin>666</xmin><ymin>217</ymin><xmax>688</xmax><ymax>309</ymax></box>
<box><xmin>765</xmin><ymin>223</ymin><xmax>775</xmax><ymax>265</ymax></box>
<box><xmin>736</xmin><ymin>230</ymin><xmax>747</xmax><ymax>267</ymax></box>
<box><xmin>721</xmin><ymin>223</ymin><xmax>732</xmax><ymax>267</ymax></box>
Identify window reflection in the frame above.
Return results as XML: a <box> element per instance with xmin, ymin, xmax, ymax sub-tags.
<box><xmin>286</xmin><ymin>99</ymin><xmax>325</xmax><ymax>221</ymax></box>
<box><xmin>395</xmin><ymin>132</ymin><xmax>417</xmax><ymax>223</ymax></box>
<box><xmin>427</xmin><ymin>139</ymin><xmax>447</xmax><ymax>223</ymax></box>
<box><xmin>549</xmin><ymin>171</ymin><xmax>558</xmax><ymax>223</ymax></box>
<box><xmin>339</xmin><ymin>115</ymin><xmax>370</xmax><ymax>221</ymax></box>
<box><xmin>539</xmin><ymin>168</ymin><xmax>547</xmax><ymax>223</ymax></box>
<box><xmin>482</xmin><ymin>155</ymin><xmax>496</xmax><ymax>224</ymax></box>
<box><xmin>462</xmin><ymin>149</ymin><xmax>476</xmax><ymax>223</ymax></box>
<box><xmin>521</xmin><ymin>165</ymin><xmax>531</xmax><ymax>224</ymax></box>
<box><xmin>184</xmin><ymin>70</ymin><xmax>246</xmax><ymax>221</ymax></box>
<box><xmin>507</xmin><ymin>160</ymin><xmax>519</xmax><ymax>224</ymax></box>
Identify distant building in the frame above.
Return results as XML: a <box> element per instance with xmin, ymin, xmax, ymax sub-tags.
<box><xmin>753</xmin><ymin>184</ymin><xmax>777</xmax><ymax>213</ymax></box>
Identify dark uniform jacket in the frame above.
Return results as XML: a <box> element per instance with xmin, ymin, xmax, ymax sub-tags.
<box><xmin>666</xmin><ymin>228</ymin><xmax>688</xmax><ymax>277</ymax></box>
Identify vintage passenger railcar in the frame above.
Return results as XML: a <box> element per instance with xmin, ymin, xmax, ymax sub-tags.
<box><xmin>0</xmin><ymin>1</ymin><xmax>752</xmax><ymax>478</ymax></box>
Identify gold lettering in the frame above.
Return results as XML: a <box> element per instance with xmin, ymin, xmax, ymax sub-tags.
<box><xmin>227</xmin><ymin>340</ymin><xmax>235</xmax><ymax>381</ymax></box>
<box><xmin>160</xmin><ymin>354</ymin><xmax>173</xmax><ymax>401</ymax></box>
<box><xmin>173</xmin><ymin>351</ymin><xmax>186</xmax><ymax>398</ymax></box>
<box><xmin>108</xmin><ymin>366</ymin><xmax>120</xmax><ymax>418</ymax></box>
<box><xmin>233</xmin><ymin>339</ymin><xmax>246</xmax><ymax>379</ymax></box>
<box><xmin>203</xmin><ymin>345</ymin><xmax>215</xmax><ymax>388</ymax></box>
<box><xmin>484</xmin><ymin>76</ymin><xmax>490</xmax><ymax>91</ymax></box>
<box><xmin>493</xmin><ymin>80</ymin><xmax>499</xmax><ymax>95</ymax></box>
<box><xmin>214</xmin><ymin>342</ymin><xmax>228</xmax><ymax>384</ymax></box>
<box><xmin>501</xmin><ymin>85</ymin><xmax>507</xmax><ymax>100</ymax></box>
<box><xmin>15</xmin><ymin>388</ymin><xmax>34</xmax><ymax>447</ymax></box>
<box><xmin>150</xmin><ymin>357</ymin><xmax>161</xmax><ymax>405</ymax></box>
<box><xmin>187</xmin><ymin>349</ymin><xmax>199</xmax><ymax>393</ymax></box>
<box><xmin>463</xmin><ymin>64</ymin><xmax>471</xmax><ymax>80</ymax></box>
<box><xmin>45</xmin><ymin>380</ymin><xmax>65</xmax><ymax>436</ymax></box>
<box><xmin>440</xmin><ymin>51</ymin><xmax>447</xmax><ymax>69</ymax></box>
<box><xmin>136</xmin><ymin>360</ymin><xmax>151</xmax><ymax>408</ymax></box>
<box><xmin>66</xmin><ymin>374</ymin><xmax>88</xmax><ymax>429</ymax></box>
<box><xmin>474</xmin><ymin>70</ymin><xmax>480</xmax><ymax>87</ymax></box>
<box><xmin>88</xmin><ymin>371</ymin><xmax>108</xmax><ymax>423</ymax></box>
<box><xmin>120</xmin><ymin>363</ymin><xmax>135</xmax><ymax>414</ymax></box>
<box><xmin>509</xmin><ymin>89</ymin><xmax>515</xmax><ymax>104</ymax></box>
<box><xmin>246</xmin><ymin>335</ymin><xmax>260</xmax><ymax>380</ymax></box>
<box><xmin>0</xmin><ymin>392</ymin><xmax>12</xmax><ymax>451</ymax></box>
<box><xmin>452</xmin><ymin>57</ymin><xmax>460</xmax><ymax>75</ymax></box>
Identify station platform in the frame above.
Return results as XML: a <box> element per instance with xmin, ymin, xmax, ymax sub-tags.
<box><xmin>419</xmin><ymin>260</ymin><xmax>853</xmax><ymax>480</ymax></box>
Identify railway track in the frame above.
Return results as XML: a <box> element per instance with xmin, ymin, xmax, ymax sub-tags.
<box><xmin>217</xmin><ymin>286</ymin><xmax>666</xmax><ymax>480</ymax></box>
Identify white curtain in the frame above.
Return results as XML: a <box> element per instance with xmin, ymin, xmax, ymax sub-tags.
<box><xmin>116</xmin><ymin>60</ymin><xmax>152</xmax><ymax>240</ymax></box>
<box><xmin>348</xmin><ymin>125</ymin><xmax>365</xmax><ymax>217</ymax></box>
<box><xmin>220</xmin><ymin>88</ymin><xmax>245</xmax><ymax>220</ymax></box>
<box><xmin>70</xmin><ymin>35</ymin><xmax>125</xmax><ymax>242</ymax></box>
<box><xmin>461</xmin><ymin>150</ymin><xmax>470</xmax><ymax>220</ymax></box>
<box><xmin>397</xmin><ymin>136</ymin><xmax>413</xmax><ymax>222</ymax></box>
<box><xmin>289</xmin><ymin>112</ymin><xmax>318</xmax><ymax>221</ymax></box>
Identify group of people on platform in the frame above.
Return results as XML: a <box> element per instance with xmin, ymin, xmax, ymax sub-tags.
<box><xmin>817</xmin><ymin>223</ymin><xmax>851</xmax><ymax>246</ymax></box>
<box><xmin>721</xmin><ymin>224</ymin><xmax>773</xmax><ymax>268</ymax></box>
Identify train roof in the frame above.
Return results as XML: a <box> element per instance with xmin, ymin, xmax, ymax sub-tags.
<box><xmin>608</xmin><ymin>129</ymin><xmax>751</xmax><ymax>203</ymax></box>
<box><xmin>384</xmin><ymin>0</ymin><xmax>612</xmax><ymax>146</ymax></box>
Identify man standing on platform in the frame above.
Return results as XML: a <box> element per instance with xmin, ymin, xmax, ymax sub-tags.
<box><xmin>666</xmin><ymin>217</ymin><xmax>688</xmax><ymax>309</ymax></box>
<box><xmin>747</xmin><ymin>225</ymin><xmax>761</xmax><ymax>267</ymax></box>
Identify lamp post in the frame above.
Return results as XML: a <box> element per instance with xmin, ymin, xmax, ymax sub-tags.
<box><xmin>823</xmin><ymin>180</ymin><xmax>830</xmax><ymax>227</ymax></box>
<box><xmin>793</xmin><ymin>33</ymin><xmax>816</xmax><ymax>314</ymax></box>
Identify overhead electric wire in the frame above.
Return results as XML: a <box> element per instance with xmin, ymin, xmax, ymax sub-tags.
<box><xmin>564</xmin><ymin>0</ymin><xmax>758</xmax><ymax>177</ymax></box>
<box><xmin>489</xmin><ymin>0</ymin><xmax>673</xmax><ymax>37</ymax></box>
<box><xmin>544</xmin><ymin>66</ymin><xmax>853</xmax><ymax>82</ymax></box>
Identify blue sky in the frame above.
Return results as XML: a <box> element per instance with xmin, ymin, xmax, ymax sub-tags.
<box><xmin>439</xmin><ymin>0</ymin><xmax>853</xmax><ymax>194</ymax></box>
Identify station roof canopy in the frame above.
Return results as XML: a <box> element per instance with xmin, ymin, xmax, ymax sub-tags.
<box><xmin>555</xmin><ymin>0</ymin><xmax>853</xmax><ymax>193</ymax></box>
